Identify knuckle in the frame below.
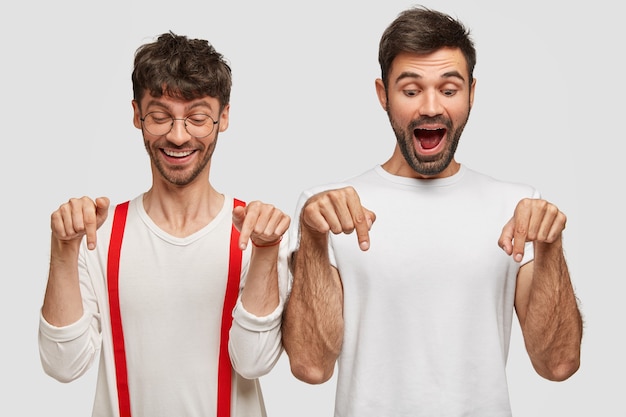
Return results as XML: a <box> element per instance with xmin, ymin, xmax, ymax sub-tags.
<box><xmin>519</xmin><ymin>198</ymin><xmax>532</xmax><ymax>208</ymax></box>
<box><xmin>545</xmin><ymin>203</ymin><xmax>558</xmax><ymax>216</ymax></box>
<box><xmin>515</xmin><ymin>224</ymin><xmax>528</xmax><ymax>235</ymax></box>
<box><xmin>302</xmin><ymin>203</ymin><xmax>318</xmax><ymax>218</ymax></box>
<box><xmin>341</xmin><ymin>221</ymin><xmax>356</xmax><ymax>234</ymax></box>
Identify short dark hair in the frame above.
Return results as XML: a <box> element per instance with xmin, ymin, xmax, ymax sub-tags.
<box><xmin>378</xmin><ymin>6</ymin><xmax>476</xmax><ymax>87</ymax></box>
<box><xmin>132</xmin><ymin>31</ymin><xmax>232</xmax><ymax>110</ymax></box>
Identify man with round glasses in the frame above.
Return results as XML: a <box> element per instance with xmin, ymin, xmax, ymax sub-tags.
<box><xmin>140</xmin><ymin>111</ymin><xmax>219</xmax><ymax>138</ymax></box>
<box><xmin>38</xmin><ymin>32</ymin><xmax>290</xmax><ymax>417</ymax></box>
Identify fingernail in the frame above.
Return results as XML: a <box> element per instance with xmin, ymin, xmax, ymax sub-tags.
<box><xmin>360</xmin><ymin>241</ymin><xmax>369</xmax><ymax>251</ymax></box>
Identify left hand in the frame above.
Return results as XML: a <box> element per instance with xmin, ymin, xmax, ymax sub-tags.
<box><xmin>499</xmin><ymin>198</ymin><xmax>567</xmax><ymax>262</ymax></box>
<box><xmin>232</xmin><ymin>201</ymin><xmax>291</xmax><ymax>250</ymax></box>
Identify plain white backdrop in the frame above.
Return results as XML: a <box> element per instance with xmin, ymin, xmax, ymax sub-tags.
<box><xmin>1</xmin><ymin>0</ymin><xmax>622</xmax><ymax>415</ymax></box>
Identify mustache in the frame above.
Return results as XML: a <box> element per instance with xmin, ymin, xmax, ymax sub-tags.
<box><xmin>408</xmin><ymin>116</ymin><xmax>452</xmax><ymax>131</ymax></box>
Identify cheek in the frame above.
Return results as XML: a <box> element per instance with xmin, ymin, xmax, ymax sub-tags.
<box><xmin>388</xmin><ymin>99</ymin><xmax>414</xmax><ymax>124</ymax></box>
<box><xmin>448</xmin><ymin>103</ymin><xmax>471</xmax><ymax>124</ymax></box>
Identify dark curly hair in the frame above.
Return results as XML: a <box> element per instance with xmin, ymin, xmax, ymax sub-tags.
<box><xmin>132</xmin><ymin>31</ymin><xmax>232</xmax><ymax>111</ymax></box>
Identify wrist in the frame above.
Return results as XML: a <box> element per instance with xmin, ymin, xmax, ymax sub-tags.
<box><xmin>251</xmin><ymin>236</ymin><xmax>282</xmax><ymax>248</ymax></box>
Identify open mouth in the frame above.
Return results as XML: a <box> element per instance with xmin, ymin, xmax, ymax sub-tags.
<box><xmin>415</xmin><ymin>128</ymin><xmax>446</xmax><ymax>150</ymax></box>
<box><xmin>162</xmin><ymin>149</ymin><xmax>195</xmax><ymax>158</ymax></box>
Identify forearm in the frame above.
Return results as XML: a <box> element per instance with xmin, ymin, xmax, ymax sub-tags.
<box><xmin>282</xmin><ymin>230</ymin><xmax>343</xmax><ymax>384</ymax></box>
<box><xmin>240</xmin><ymin>244</ymin><xmax>281</xmax><ymax>316</ymax></box>
<box><xmin>39</xmin><ymin>310</ymin><xmax>100</xmax><ymax>382</ymax></box>
<box><xmin>229</xmin><ymin>305</ymin><xmax>283</xmax><ymax>379</ymax></box>
<box><xmin>520</xmin><ymin>239</ymin><xmax>582</xmax><ymax>381</ymax></box>
<box><xmin>41</xmin><ymin>237</ymin><xmax>84</xmax><ymax>326</ymax></box>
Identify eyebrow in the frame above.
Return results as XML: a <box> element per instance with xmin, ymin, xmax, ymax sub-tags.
<box><xmin>144</xmin><ymin>99</ymin><xmax>215</xmax><ymax>113</ymax></box>
<box><xmin>395</xmin><ymin>70</ymin><xmax>466</xmax><ymax>84</ymax></box>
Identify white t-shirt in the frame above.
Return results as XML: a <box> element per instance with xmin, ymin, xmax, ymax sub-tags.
<box><xmin>39</xmin><ymin>195</ymin><xmax>289</xmax><ymax>417</ymax></box>
<box><xmin>289</xmin><ymin>165</ymin><xmax>537</xmax><ymax>417</ymax></box>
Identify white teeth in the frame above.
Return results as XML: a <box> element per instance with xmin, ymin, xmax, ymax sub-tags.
<box><xmin>164</xmin><ymin>149</ymin><xmax>193</xmax><ymax>157</ymax></box>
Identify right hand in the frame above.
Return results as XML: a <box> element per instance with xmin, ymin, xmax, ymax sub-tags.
<box><xmin>232</xmin><ymin>200</ymin><xmax>291</xmax><ymax>250</ymax></box>
<box><xmin>51</xmin><ymin>196</ymin><xmax>110</xmax><ymax>250</ymax></box>
<box><xmin>301</xmin><ymin>187</ymin><xmax>375</xmax><ymax>251</ymax></box>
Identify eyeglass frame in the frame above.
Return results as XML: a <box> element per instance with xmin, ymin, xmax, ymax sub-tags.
<box><xmin>139</xmin><ymin>111</ymin><xmax>219</xmax><ymax>138</ymax></box>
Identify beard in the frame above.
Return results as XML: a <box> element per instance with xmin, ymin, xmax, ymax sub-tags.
<box><xmin>389</xmin><ymin>110</ymin><xmax>469</xmax><ymax>177</ymax></box>
<box><xmin>144</xmin><ymin>133</ymin><xmax>218</xmax><ymax>186</ymax></box>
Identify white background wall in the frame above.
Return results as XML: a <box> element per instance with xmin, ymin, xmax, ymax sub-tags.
<box><xmin>1</xmin><ymin>0</ymin><xmax>622</xmax><ymax>415</ymax></box>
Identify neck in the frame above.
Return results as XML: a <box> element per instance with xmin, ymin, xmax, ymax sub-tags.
<box><xmin>142</xmin><ymin>182</ymin><xmax>224</xmax><ymax>237</ymax></box>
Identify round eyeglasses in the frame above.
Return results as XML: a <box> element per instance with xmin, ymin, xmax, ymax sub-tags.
<box><xmin>140</xmin><ymin>111</ymin><xmax>218</xmax><ymax>138</ymax></box>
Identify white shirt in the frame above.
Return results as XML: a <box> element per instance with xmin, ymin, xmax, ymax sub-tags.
<box><xmin>289</xmin><ymin>165</ymin><xmax>536</xmax><ymax>417</ymax></box>
<box><xmin>40</xmin><ymin>195</ymin><xmax>289</xmax><ymax>417</ymax></box>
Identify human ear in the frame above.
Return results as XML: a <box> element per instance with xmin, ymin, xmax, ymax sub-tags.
<box><xmin>132</xmin><ymin>100</ymin><xmax>142</xmax><ymax>130</ymax></box>
<box><xmin>218</xmin><ymin>104</ymin><xmax>230</xmax><ymax>132</ymax></box>
<box><xmin>375</xmin><ymin>78</ymin><xmax>388</xmax><ymax>111</ymax></box>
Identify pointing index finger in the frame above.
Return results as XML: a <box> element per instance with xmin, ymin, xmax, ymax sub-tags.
<box><xmin>83</xmin><ymin>200</ymin><xmax>99</xmax><ymax>250</ymax></box>
<box><xmin>346</xmin><ymin>195</ymin><xmax>375</xmax><ymax>251</ymax></box>
<box><xmin>512</xmin><ymin>204</ymin><xmax>531</xmax><ymax>262</ymax></box>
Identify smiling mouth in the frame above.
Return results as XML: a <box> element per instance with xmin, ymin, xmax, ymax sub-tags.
<box><xmin>415</xmin><ymin>128</ymin><xmax>445</xmax><ymax>150</ymax></box>
<box><xmin>163</xmin><ymin>149</ymin><xmax>195</xmax><ymax>158</ymax></box>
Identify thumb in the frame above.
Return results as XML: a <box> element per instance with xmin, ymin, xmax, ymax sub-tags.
<box><xmin>498</xmin><ymin>217</ymin><xmax>514</xmax><ymax>256</ymax></box>
<box><xmin>95</xmin><ymin>197</ymin><xmax>110</xmax><ymax>227</ymax></box>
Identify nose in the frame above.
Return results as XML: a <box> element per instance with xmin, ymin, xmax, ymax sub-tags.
<box><xmin>419</xmin><ymin>90</ymin><xmax>444</xmax><ymax>117</ymax></box>
<box><xmin>166</xmin><ymin>118</ymin><xmax>191</xmax><ymax>145</ymax></box>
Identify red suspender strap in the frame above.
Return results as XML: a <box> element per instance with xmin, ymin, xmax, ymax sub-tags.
<box><xmin>107</xmin><ymin>201</ymin><xmax>131</xmax><ymax>417</ymax></box>
<box><xmin>107</xmin><ymin>198</ymin><xmax>245</xmax><ymax>417</ymax></box>
<box><xmin>217</xmin><ymin>197</ymin><xmax>244</xmax><ymax>417</ymax></box>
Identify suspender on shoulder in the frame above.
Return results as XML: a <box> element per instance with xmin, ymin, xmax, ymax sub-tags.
<box><xmin>107</xmin><ymin>198</ymin><xmax>245</xmax><ymax>417</ymax></box>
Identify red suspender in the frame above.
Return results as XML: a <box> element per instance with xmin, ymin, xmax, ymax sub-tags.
<box><xmin>108</xmin><ymin>201</ymin><xmax>131</xmax><ymax>417</ymax></box>
<box><xmin>107</xmin><ymin>198</ymin><xmax>245</xmax><ymax>417</ymax></box>
<box><xmin>218</xmin><ymin>197</ymin><xmax>244</xmax><ymax>417</ymax></box>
